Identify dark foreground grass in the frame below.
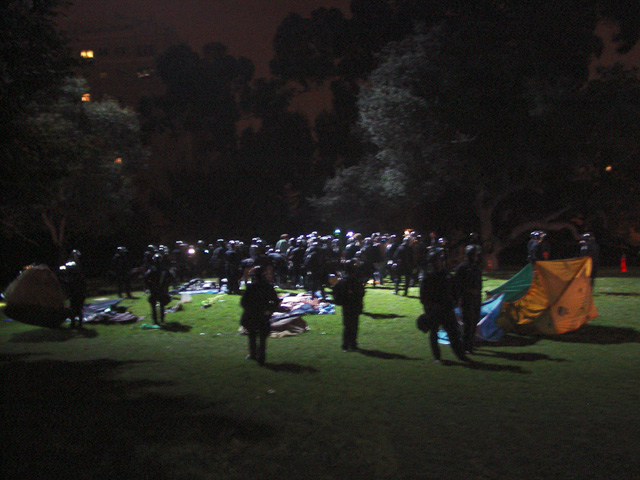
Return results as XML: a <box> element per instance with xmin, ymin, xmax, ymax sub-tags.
<box><xmin>1</xmin><ymin>272</ymin><xmax>639</xmax><ymax>480</ymax></box>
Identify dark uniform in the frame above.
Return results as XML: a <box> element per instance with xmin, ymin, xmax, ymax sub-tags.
<box><xmin>144</xmin><ymin>254</ymin><xmax>174</xmax><ymax>325</ymax></box>
<box><xmin>287</xmin><ymin>239</ymin><xmax>306</xmax><ymax>288</ymax></box>
<box><xmin>579</xmin><ymin>232</ymin><xmax>600</xmax><ymax>286</ymax></box>
<box><xmin>527</xmin><ymin>230</ymin><xmax>549</xmax><ymax>263</ymax></box>
<box><xmin>360</xmin><ymin>237</ymin><xmax>381</xmax><ymax>287</ymax></box>
<box><xmin>332</xmin><ymin>260</ymin><xmax>366</xmax><ymax>352</ymax></box>
<box><xmin>303</xmin><ymin>241</ymin><xmax>326</xmax><ymax>299</ymax></box>
<box><xmin>418</xmin><ymin>251</ymin><xmax>467</xmax><ymax>362</ymax></box>
<box><xmin>453</xmin><ymin>245</ymin><xmax>483</xmax><ymax>354</ymax></box>
<box><xmin>240</xmin><ymin>267</ymin><xmax>280</xmax><ymax>365</ymax></box>
<box><xmin>393</xmin><ymin>237</ymin><xmax>415</xmax><ymax>296</ymax></box>
<box><xmin>209</xmin><ymin>240</ymin><xmax>226</xmax><ymax>284</ymax></box>
<box><xmin>59</xmin><ymin>251</ymin><xmax>86</xmax><ymax>328</ymax></box>
<box><xmin>224</xmin><ymin>242</ymin><xmax>242</xmax><ymax>294</ymax></box>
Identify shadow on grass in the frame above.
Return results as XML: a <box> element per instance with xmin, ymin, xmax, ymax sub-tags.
<box><xmin>535</xmin><ymin>324</ymin><xmax>640</xmax><ymax>345</ymax></box>
<box><xmin>598</xmin><ymin>292</ymin><xmax>640</xmax><ymax>297</ymax></box>
<box><xmin>357</xmin><ymin>348</ymin><xmax>422</xmax><ymax>360</ymax></box>
<box><xmin>473</xmin><ymin>351</ymin><xmax>567</xmax><ymax>362</ymax></box>
<box><xmin>0</xmin><ymin>352</ymin><xmax>36</xmax><ymax>362</ymax></box>
<box><xmin>1</xmin><ymin>356</ymin><xmax>274</xmax><ymax>480</ymax></box>
<box><xmin>160</xmin><ymin>321</ymin><xmax>192</xmax><ymax>333</ymax></box>
<box><xmin>265</xmin><ymin>362</ymin><xmax>319</xmax><ymax>373</ymax></box>
<box><xmin>364</xmin><ymin>312</ymin><xmax>406</xmax><ymax>320</ymax></box>
<box><xmin>9</xmin><ymin>326</ymin><xmax>99</xmax><ymax>343</ymax></box>
<box><xmin>477</xmin><ymin>334</ymin><xmax>539</xmax><ymax>347</ymax></box>
<box><xmin>441</xmin><ymin>358</ymin><xmax>529</xmax><ymax>374</ymax></box>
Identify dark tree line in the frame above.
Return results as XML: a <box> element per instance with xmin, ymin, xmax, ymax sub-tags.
<box><xmin>292</xmin><ymin>1</ymin><xmax>640</xmax><ymax>266</ymax></box>
<box><xmin>2</xmin><ymin>0</ymin><xmax>640</xmax><ymax>281</ymax></box>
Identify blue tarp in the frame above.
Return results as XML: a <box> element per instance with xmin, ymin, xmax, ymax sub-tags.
<box><xmin>439</xmin><ymin>294</ymin><xmax>506</xmax><ymax>344</ymax></box>
<box><xmin>475</xmin><ymin>294</ymin><xmax>506</xmax><ymax>341</ymax></box>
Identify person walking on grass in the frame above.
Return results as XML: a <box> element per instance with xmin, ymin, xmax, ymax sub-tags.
<box><xmin>332</xmin><ymin>260</ymin><xmax>366</xmax><ymax>352</ymax></box>
<box><xmin>144</xmin><ymin>253</ymin><xmax>174</xmax><ymax>325</ymax></box>
<box><xmin>418</xmin><ymin>250</ymin><xmax>468</xmax><ymax>363</ymax></box>
<box><xmin>59</xmin><ymin>250</ymin><xmax>86</xmax><ymax>329</ymax></box>
<box><xmin>453</xmin><ymin>244</ymin><xmax>483</xmax><ymax>354</ymax></box>
<box><xmin>240</xmin><ymin>266</ymin><xmax>280</xmax><ymax>366</ymax></box>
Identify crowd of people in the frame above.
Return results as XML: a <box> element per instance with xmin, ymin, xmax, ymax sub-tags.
<box><xmin>55</xmin><ymin>228</ymin><xmax>599</xmax><ymax>364</ymax></box>
<box><xmin>103</xmin><ymin>230</ymin><xmax>485</xmax><ymax>363</ymax></box>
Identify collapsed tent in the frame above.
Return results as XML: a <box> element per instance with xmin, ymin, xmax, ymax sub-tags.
<box><xmin>238</xmin><ymin>293</ymin><xmax>332</xmax><ymax>338</ymax></box>
<box><xmin>83</xmin><ymin>298</ymin><xmax>140</xmax><ymax>324</ymax></box>
<box><xmin>484</xmin><ymin>257</ymin><xmax>597</xmax><ymax>337</ymax></box>
<box><xmin>2</xmin><ymin>264</ymin><xmax>67</xmax><ymax>328</ymax></box>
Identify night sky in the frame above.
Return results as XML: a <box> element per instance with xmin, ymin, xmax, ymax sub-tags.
<box><xmin>62</xmin><ymin>0</ymin><xmax>353</xmax><ymax>118</ymax></box>
<box><xmin>63</xmin><ymin>0</ymin><xmax>352</xmax><ymax>77</ymax></box>
<box><xmin>61</xmin><ymin>1</ymin><xmax>640</xmax><ymax>118</ymax></box>
<box><xmin>62</xmin><ymin>1</ymin><xmax>640</xmax><ymax>74</ymax></box>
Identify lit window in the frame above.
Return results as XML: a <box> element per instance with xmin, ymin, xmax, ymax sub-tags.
<box><xmin>80</xmin><ymin>50</ymin><xmax>94</xmax><ymax>58</ymax></box>
<box><xmin>81</xmin><ymin>93</ymin><xmax>91</xmax><ymax>102</ymax></box>
<box><xmin>605</xmin><ymin>165</ymin><xmax>613</xmax><ymax>172</ymax></box>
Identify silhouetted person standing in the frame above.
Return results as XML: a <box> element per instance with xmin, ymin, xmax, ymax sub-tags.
<box><xmin>240</xmin><ymin>266</ymin><xmax>279</xmax><ymax>366</ymax></box>
<box><xmin>418</xmin><ymin>250</ymin><xmax>467</xmax><ymax>363</ymax></box>
<box><xmin>332</xmin><ymin>260</ymin><xmax>366</xmax><ymax>352</ymax></box>
<box><xmin>579</xmin><ymin>232</ymin><xmax>600</xmax><ymax>287</ymax></box>
<box><xmin>144</xmin><ymin>253</ymin><xmax>174</xmax><ymax>325</ymax></box>
<box><xmin>393</xmin><ymin>236</ymin><xmax>415</xmax><ymax>296</ymax></box>
<box><xmin>59</xmin><ymin>250</ymin><xmax>86</xmax><ymax>329</ymax></box>
<box><xmin>453</xmin><ymin>245</ymin><xmax>483</xmax><ymax>354</ymax></box>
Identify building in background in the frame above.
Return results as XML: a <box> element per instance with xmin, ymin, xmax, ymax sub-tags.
<box><xmin>62</xmin><ymin>15</ymin><xmax>181</xmax><ymax>106</ymax></box>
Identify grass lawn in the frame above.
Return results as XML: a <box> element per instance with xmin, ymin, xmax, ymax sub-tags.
<box><xmin>1</xmin><ymin>269</ymin><xmax>639</xmax><ymax>480</ymax></box>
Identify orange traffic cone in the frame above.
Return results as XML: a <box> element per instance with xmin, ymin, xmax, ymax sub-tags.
<box><xmin>621</xmin><ymin>254</ymin><xmax>627</xmax><ymax>273</ymax></box>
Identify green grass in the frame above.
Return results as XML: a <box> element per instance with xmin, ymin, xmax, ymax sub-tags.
<box><xmin>1</xmin><ymin>272</ymin><xmax>639</xmax><ymax>480</ymax></box>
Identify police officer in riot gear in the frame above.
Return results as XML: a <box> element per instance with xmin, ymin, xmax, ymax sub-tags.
<box><xmin>418</xmin><ymin>250</ymin><xmax>468</xmax><ymax>363</ymax></box>
<box><xmin>240</xmin><ymin>266</ymin><xmax>280</xmax><ymax>366</ymax></box>
<box><xmin>144</xmin><ymin>253</ymin><xmax>174</xmax><ymax>325</ymax></box>
<box><xmin>579</xmin><ymin>232</ymin><xmax>600</xmax><ymax>286</ymax></box>
<box><xmin>454</xmin><ymin>244</ymin><xmax>483</xmax><ymax>354</ymax></box>
<box><xmin>59</xmin><ymin>250</ymin><xmax>87</xmax><ymax>328</ymax></box>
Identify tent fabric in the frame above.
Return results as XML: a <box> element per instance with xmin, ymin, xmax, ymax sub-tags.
<box><xmin>496</xmin><ymin>257</ymin><xmax>597</xmax><ymax>335</ymax></box>
<box><xmin>486</xmin><ymin>264</ymin><xmax>534</xmax><ymax>302</ymax></box>
<box><xmin>475</xmin><ymin>294</ymin><xmax>506</xmax><ymax>341</ymax></box>
<box><xmin>2</xmin><ymin>265</ymin><xmax>67</xmax><ymax>328</ymax></box>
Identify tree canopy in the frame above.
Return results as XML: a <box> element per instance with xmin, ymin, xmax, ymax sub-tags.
<box><xmin>313</xmin><ymin>2</ymin><xmax>640</xmax><ymax>264</ymax></box>
<box><xmin>0</xmin><ymin>78</ymin><xmax>145</xmax><ymax>262</ymax></box>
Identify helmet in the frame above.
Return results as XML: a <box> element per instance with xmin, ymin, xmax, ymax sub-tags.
<box><xmin>465</xmin><ymin>244</ymin><xmax>479</xmax><ymax>259</ymax></box>
<box><xmin>251</xmin><ymin>265</ymin><xmax>264</xmax><ymax>279</ymax></box>
<box><xmin>344</xmin><ymin>259</ymin><xmax>358</xmax><ymax>275</ymax></box>
<box><xmin>428</xmin><ymin>249</ymin><xmax>444</xmax><ymax>265</ymax></box>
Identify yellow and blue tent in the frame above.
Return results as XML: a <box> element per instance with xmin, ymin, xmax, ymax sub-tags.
<box><xmin>485</xmin><ymin>257</ymin><xmax>597</xmax><ymax>337</ymax></box>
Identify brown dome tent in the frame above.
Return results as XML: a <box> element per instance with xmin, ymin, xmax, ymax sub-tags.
<box><xmin>2</xmin><ymin>264</ymin><xmax>67</xmax><ymax>328</ymax></box>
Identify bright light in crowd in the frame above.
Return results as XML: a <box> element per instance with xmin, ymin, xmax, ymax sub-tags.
<box><xmin>605</xmin><ymin>165</ymin><xmax>613</xmax><ymax>172</ymax></box>
<box><xmin>81</xmin><ymin>93</ymin><xmax>90</xmax><ymax>102</ymax></box>
<box><xmin>114</xmin><ymin>158</ymin><xmax>123</xmax><ymax>164</ymax></box>
<box><xmin>80</xmin><ymin>50</ymin><xmax>94</xmax><ymax>58</ymax></box>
